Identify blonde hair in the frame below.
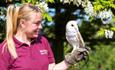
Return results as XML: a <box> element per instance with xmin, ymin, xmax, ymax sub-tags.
<box><xmin>6</xmin><ymin>4</ymin><xmax>41</xmax><ymax>58</ymax></box>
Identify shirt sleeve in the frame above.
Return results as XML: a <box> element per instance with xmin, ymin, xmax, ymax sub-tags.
<box><xmin>0</xmin><ymin>41</ymin><xmax>11</xmax><ymax>70</ymax></box>
<box><xmin>42</xmin><ymin>37</ymin><xmax>55</xmax><ymax>64</ymax></box>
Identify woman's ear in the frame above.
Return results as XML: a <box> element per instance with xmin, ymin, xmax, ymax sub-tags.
<box><xmin>19</xmin><ymin>19</ymin><xmax>26</xmax><ymax>28</ymax></box>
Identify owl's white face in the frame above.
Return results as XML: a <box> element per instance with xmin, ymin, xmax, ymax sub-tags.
<box><xmin>66</xmin><ymin>20</ymin><xmax>79</xmax><ymax>32</ymax></box>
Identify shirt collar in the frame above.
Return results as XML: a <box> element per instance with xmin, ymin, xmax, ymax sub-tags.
<box><xmin>13</xmin><ymin>37</ymin><xmax>25</xmax><ymax>48</ymax></box>
<box><xmin>13</xmin><ymin>37</ymin><xmax>37</xmax><ymax>48</ymax></box>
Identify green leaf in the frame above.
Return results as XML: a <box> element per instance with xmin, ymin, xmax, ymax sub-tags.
<box><xmin>95</xmin><ymin>28</ymin><xmax>105</xmax><ymax>38</ymax></box>
<box><xmin>27</xmin><ymin>0</ymin><xmax>32</xmax><ymax>3</ymax></box>
<box><xmin>111</xmin><ymin>26</ymin><xmax>115</xmax><ymax>31</ymax></box>
<box><xmin>43</xmin><ymin>13</ymin><xmax>52</xmax><ymax>22</ymax></box>
<box><xmin>46</xmin><ymin>0</ymin><xmax>54</xmax><ymax>3</ymax></box>
<box><xmin>94</xmin><ymin>4</ymin><xmax>104</xmax><ymax>11</ymax></box>
<box><xmin>110</xmin><ymin>4</ymin><xmax>115</xmax><ymax>9</ymax></box>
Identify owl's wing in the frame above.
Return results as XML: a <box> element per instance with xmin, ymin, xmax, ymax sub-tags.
<box><xmin>76</xmin><ymin>31</ymin><xmax>85</xmax><ymax>48</ymax></box>
<box><xmin>66</xmin><ymin>33</ymin><xmax>73</xmax><ymax>48</ymax></box>
<box><xmin>66</xmin><ymin>32</ymin><xmax>79</xmax><ymax>48</ymax></box>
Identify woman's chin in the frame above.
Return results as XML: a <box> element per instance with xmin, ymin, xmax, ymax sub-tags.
<box><xmin>34</xmin><ymin>35</ymin><xmax>38</xmax><ymax>38</ymax></box>
<box><xmin>31</xmin><ymin>34</ymin><xmax>38</xmax><ymax>38</ymax></box>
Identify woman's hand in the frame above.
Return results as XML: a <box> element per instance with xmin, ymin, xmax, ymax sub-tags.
<box><xmin>64</xmin><ymin>47</ymin><xmax>90</xmax><ymax>65</ymax></box>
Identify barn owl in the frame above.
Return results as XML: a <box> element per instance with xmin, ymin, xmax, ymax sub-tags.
<box><xmin>66</xmin><ymin>20</ymin><xmax>85</xmax><ymax>53</ymax></box>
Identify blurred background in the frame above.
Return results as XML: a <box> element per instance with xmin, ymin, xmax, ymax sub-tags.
<box><xmin>0</xmin><ymin>0</ymin><xmax>115</xmax><ymax>70</ymax></box>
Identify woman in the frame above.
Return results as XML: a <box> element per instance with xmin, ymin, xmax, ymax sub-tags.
<box><xmin>0</xmin><ymin>3</ymin><xmax>89</xmax><ymax>70</ymax></box>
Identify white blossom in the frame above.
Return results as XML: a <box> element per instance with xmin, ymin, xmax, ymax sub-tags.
<box><xmin>98</xmin><ymin>9</ymin><xmax>112</xmax><ymax>24</ymax></box>
<box><xmin>84</xmin><ymin>1</ymin><xmax>94</xmax><ymax>16</ymax></box>
<box><xmin>0</xmin><ymin>15</ymin><xmax>5</xmax><ymax>21</ymax></box>
<box><xmin>105</xmin><ymin>29</ymin><xmax>114</xmax><ymax>39</ymax></box>
<box><xmin>37</xmin><ymin>2</ymin><xmax>49</xmax><ymax>12</ymax></box>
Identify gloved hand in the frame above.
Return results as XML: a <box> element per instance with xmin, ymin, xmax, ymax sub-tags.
<box><xmin>64</xmin><ymin>47</ymin><xmax>90</xmax><ymax>65</ymax></box>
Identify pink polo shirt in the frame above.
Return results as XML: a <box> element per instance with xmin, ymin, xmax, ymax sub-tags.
<box><xmin>0</xmin><ymin>36</ymin><xmax>55</xmax><ymax>70</ymax></box>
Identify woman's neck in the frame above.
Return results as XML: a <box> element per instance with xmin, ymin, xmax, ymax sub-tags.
<box><xmin>15</xmin><ymin>31</ymin><xmax>31</xmax><ymax>46</ymax></box>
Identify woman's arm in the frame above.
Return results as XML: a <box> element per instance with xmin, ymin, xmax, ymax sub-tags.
<box><xmin>49</xmin><ymin>61</ymin><xmax>70</xmax><ymax>70</ymax></box>
<box><xmin>49</xmin><ymin>47</ymin><xmax>89</xmax><ymax>70</ymax></box>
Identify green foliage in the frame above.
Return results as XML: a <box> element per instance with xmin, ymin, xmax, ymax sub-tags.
<box><xmin>94</xmin><ymin>28</ymin><xmax>105</xmax><ymax>38</ymax></box>
<box><xmin>111</xmin><ymin>27</ymin><xmax>115</xmax><ymax>31</ymax></box>
<box><xmin>22</xmin><ymin>0</ymin><xmax>39</xmax><ymax>4</ymax></box>
<box><xmin>46</xmin><ymin>0</ymin><xmax>54</xmax><ymax>3</ymax></box>
<box><xmin>93</xmin><ymin>0</ymin><xmax>115</xmax><ymax>12</ymax></box>
<box><xmin>67</xmin><ymin>43</ymin><xmax>115</xmax><ymax>70</ymax></box>
<box><xmin>43</xmin><ymin>13</ymin><xmax>53</xmax><ymax>21</ymax></box>
<box><xmin>0</xmin><ymin>7</ymin><xmax>6</xmax><ymax>41</ymax></box>
<box><xmin>94</xmin><ymin>16</ymin><xmax>115</xmax><ymax>38</ymax></box>
<box><xmin>43</xmin><ymin>25</ymin><xmax>55</xmax><ymax>39</ymax></box>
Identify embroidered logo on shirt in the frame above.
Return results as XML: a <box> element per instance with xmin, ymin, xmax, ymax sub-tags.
<box><xmin>40</xmin><ymin>50</ymin><xmax>48</xmax><ymax>55</ymax></box>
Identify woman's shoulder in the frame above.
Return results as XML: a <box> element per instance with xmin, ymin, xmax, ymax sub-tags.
<box><xmin>36</xmin><ymin>35</ymin><xmax>49</xmax><ymax>42</ymax></box>
<box><xmin>0</xmin><ymin>40</ymin><xmax>11</xmax><ymax>60</ymax></box>
<box><xmin>41</xmin><ymin>36</ymin><xmax>48</xmax><ymax>41</ymax></box>
<box><xmin>0</xmin><ymin>40</ymin><xmax>7</xmax><ymax>52</ymax></box>
<box><xmin>0</xmin><ymin>40</ymin><xmax>6</xmax><ymax>48</ymax></box>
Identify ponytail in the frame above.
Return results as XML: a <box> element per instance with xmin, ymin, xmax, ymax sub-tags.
<box><xmin>6</xmin><ymin>4</ymin><xmax>20</xmax><ymax>59</ymax></box>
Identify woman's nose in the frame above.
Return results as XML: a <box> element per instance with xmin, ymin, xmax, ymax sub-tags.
<box><xmin>39</xmin><ymin>24</ymin><xmax>42</xmax><ymax>29</ymax></box>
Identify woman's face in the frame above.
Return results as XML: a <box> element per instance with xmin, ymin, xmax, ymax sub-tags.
<box><xmin>22</xmin><ymin>12</ymin><xmax>42</xmax><ymax>38</ymax></box>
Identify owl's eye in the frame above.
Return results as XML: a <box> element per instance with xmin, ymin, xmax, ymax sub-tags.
<box><xmin>71</xmin><ymin>24</ymin><xmax>74</xmax><ymax>26</ymax></box>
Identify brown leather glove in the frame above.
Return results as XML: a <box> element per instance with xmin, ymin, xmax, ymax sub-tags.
<box><xmin>64</xmin><ymin>47</ymin><xmax>90</xmax><ymax>65</ymax></box>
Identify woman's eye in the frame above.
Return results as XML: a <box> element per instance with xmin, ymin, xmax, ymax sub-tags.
<box><xmin>34</xmin><ymin>22</ymin><xmax>38</xmax><ymax>25</ymax></box>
